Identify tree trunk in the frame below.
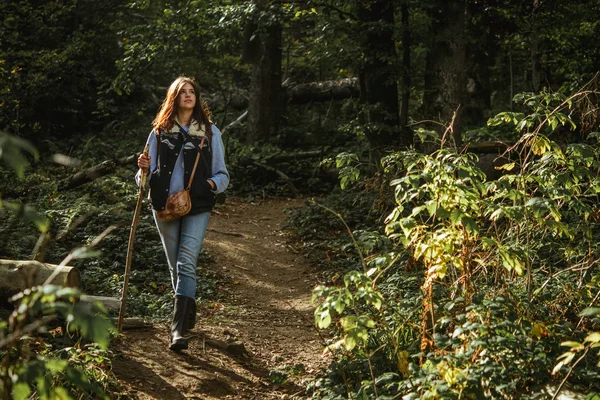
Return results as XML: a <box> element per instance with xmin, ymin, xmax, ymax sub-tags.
<box><xmin>530</xmin><ymin>3</ymin><xmax>542</xmax><ymax>92</ymax></box>
<box><xmin>400</xmin><ymin>2</ymin><xmax>411</xmax><ymax>135</ymax></box>
<box><xmin>422</xmin><ymin>0</ymin><xmax>467</xmax><ymax>148</ymax></box>
<box><xmin>0</xmin><ymin>259</ymin><xmax>80</xmax><ymax>299</ymax></box>
<box><xmin>244</xmin><ymin>0</ymin><xmax>283</xmax><ymax>143</ymax></box>
<box><xmin>463</xmin><ymin>0</ymin><xmax>496</xmax><ymax>127</ymax></box>
<box><xmin>356</xmin><ymin>0</ymin><xmax>403</xmax><ymax>148</ymax></box>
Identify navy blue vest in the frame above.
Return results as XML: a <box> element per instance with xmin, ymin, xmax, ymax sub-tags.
<box><xmin>149</xmin><ymin>123</ymin><xmax>215</xmax><ymax>214</ymax></box>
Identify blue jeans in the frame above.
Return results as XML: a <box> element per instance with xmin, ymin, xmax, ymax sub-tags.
<box><xmin>152</xmin><ymin>210</ymin><xmax>211</xmax><ymax>298</ymax></box>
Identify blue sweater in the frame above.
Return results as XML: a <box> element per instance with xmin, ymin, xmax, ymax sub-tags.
<box><xmin>136</xmin><ymin>124</ymin><xmax>230</xmax><ymax>196</ymax></box>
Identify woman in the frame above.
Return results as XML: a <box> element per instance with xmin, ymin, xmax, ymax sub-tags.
<box><xmin>137</xmin><ymin>76</ymin><xmax>229</xmax><ymax>351</ymax></box>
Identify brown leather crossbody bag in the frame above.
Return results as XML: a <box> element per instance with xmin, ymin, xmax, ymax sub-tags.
<box><xmin>155</xmin><ymin>135</ymin><xmax>205</xmax><ymax>222</ymax></box>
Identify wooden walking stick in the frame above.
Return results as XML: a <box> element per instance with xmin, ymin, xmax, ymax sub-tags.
<box><xmin>118</xmin><ymin>143</ymin><xmax>150</xmax><ymax>333</ymax></box>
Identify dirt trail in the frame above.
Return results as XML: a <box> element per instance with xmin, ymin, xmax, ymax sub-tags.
<box><xmin>112</xmin><ymin>198</ymin><xmax>329</xmax><ymax>399</ymax></box>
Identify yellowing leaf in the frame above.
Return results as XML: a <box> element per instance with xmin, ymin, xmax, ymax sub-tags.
<box><xmin>561</xmin><ymin>341</ymin><xmax>585</xmax><ymax>351</ymax></box>
<box><xmin>532</xmin><ymin>136</ymin><xmax>551</xmax><ymax>155</ymax></box>
<box><xmin>584</xmin><ymin>332</ymin><xmax>600</xmax><ymax>344</ymax></box>
<box><xmin>397</xmin><ymin>350</ymin><xmax>410</xmax><ymax>378</ymax></box>
<box><xmin>495</xmin><ymin>162</ymin><xmax>516</xmax><ymax>171</ymax></box>
<box><xmin>531</xmin><ymin>322</ymin><xmax>547</xmax><ymax>339</ymax></box>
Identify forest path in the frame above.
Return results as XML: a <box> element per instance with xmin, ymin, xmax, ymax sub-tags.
<box><xmin>112</xmin><ymin>198</ymin><xmax>330</xmax><ymax>399</ymax></box>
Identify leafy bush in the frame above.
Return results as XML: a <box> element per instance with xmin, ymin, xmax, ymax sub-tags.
<box><xmin>0</xmin><ymin>134</ymin><xmax>121</xmax><ymax>399</ymax></box>
<box><xmin>302</xmin><ymin>86</ymin><xmax>600</xmax><ymax>398</ymax></box>
<box><xmin>1</xmin><ymin>286</ymin><xmax>117</xmax><ymax>400</ymax></box>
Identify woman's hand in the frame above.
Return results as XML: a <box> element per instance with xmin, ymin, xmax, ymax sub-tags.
<box><xmin>138</xmin><ymin>153</ymin><xmax>151</xmax><ymax>173</ymax></box>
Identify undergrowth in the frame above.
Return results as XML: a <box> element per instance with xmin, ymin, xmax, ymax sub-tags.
<box><xmin>287</xmin><ymin>84</ymin><xmax>600</xmax><ymax>399</ymax></box>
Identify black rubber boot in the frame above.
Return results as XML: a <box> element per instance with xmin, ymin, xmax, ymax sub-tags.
<box><xmin>187</xmin><ymin>299</ymin><xmax>197</xmax><ymax>331</ymax></box>
<box><xmin>169</xmin><ymin>296</ymin><xmax>193</xmax><ymax>352</ymax></box>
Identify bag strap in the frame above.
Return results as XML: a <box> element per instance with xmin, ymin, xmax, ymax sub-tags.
<box><xmin>186</xmin><ymin>136</ymin><xmax>205</xmax><ymax>191</ymax></box>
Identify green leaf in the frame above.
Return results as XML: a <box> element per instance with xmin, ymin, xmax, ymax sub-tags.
<box><xmin>426</xmin><ymin>200</ymin><xmax>437</xmax><ymax>216</ymax></box>
<box><xmin>579</xmin><ymin>307</ymin><xmax>600</xmax><ymax>317</ymax></box>
<box><xmin>45</xmin><ymin>359</ymin><xmax>68</xmax><ymax>372</ymax></box>
<box><xmin>12</xmin><ymin>383</ymin><xmax>32</xmax><ymax>400</ymax></box>
<box><xmin>53</xmin><ymin>387</ymin><xmax>74</xmax><ymax>400</ymax></box>
<box><xmin>333</xmin><ymin>299</ymin><xmax>346</xmax><ymax>314</ymax></box>
<box><xmin>344</xmin><ymin>331</ymin><xmax>358</xmax><ymax>351</ymax></box>
<box><xmin>69</xmin><ymin>303</ymin><xmax>114</xmax><ymax>349</ymax></box>
<box><xmin>450</xmin><ymin>209</ymin><xmax>463</xmax><ymax>226</ymax></box>
<box><xmin>335</xmin><ymin>152</ymin><xmax>359</xmax><ymax>168</ymax></box>
<box><xmin>2</xmin><ymin>201</ymin><xmax>50</xmax><ymax>233</ymax></box>
<box><xmin>584</xmin><ymin>332</ymin><xmax>600</xmax><ymax>344</ymax></box>
<box><xmin>0</xmin><ymin>132</ymin><xmax>39</xmax><ymax>178</ymax></box>
<box><xmin>358</xmin><ymin>315</ymin><xmax>376</xmax><ymax>329</ymax></box>
<box><xmin>490</xmin><ymin>207</ymin><xmax>504</xmax><ymax>221</ymax></box>
<box><xmin>532</xmin><ymin>136</ymin><xmax>551</xmax><ymax>155</ymax></box>
<box><xmin>368</xmin><ymin>292</ymin><xmax>383</xmax><ymax>310</ymax></box>
<box><xmin>550</xmin><ymin>116</ymin><xmax>559</xmax><ymax>131</ymax></box>
<box><xmin>525</xmin><ymin>197</ymin><xmax>546</xmax><ymax>208</ymax></box>
<box><xmin>481</xmin><ymin>237</ymin><xmax>497</xmax><ymax>249</ymax></box>
<box><xmin>315</xmin><ymin>309</ymin><xmax>331</xmax><ymax>329</ymax></box>
<box><xmin>460</xmin><ymin>216</ymin><xmax>478</xmax><ymax>235</ymax></box>
<box><xmin>340</xmin><ymin>316</ymin><xmax>357</xmax><ymax>331</ymax></box>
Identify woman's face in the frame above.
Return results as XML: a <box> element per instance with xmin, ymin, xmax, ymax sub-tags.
<box><xmin>177</xmin><ymin>82</ymin><xmax>196</xmax><ymax>110</ymax></box>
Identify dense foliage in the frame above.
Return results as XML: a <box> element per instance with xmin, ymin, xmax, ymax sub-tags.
<box><xmin>292</xmin><ymin>84</ymin><xmax>600</xmax><ymax>398</ymax></box>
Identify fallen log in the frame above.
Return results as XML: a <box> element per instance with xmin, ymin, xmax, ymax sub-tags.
<box><xmin>0</xmin><ymin>259</ymin><xmax>80</xmax><ymax>298</ymax></box>
<box><xmin>80</xmin><ymin>295</ymin><xmax>121</xmax><ymax>312</ymax></box>
<box><xmin>284</xmin><ymin>77</ymin><xmax>360</xmax><ymax>104</ymax></box>
<box><xmin>118</xmin><ymin>153</ymin><xmax>139</xmax><ymax>167</ymax></box>
<box><xmin>463</xmin><ymin>141</ymin><xmax>513</xmax><ymax>154</ymax></box>
<box><xmin>79</xmin><ymin>295</ymin><xmax>150</xmax><ymax>329</ymax></box>
<box><xmin>58</xmin><ymin>160</ymin><xmax>116</xmax><ymax>190</ymax></box>
<box><xmin>266</xmin><ymin>149</ymin><xmax>324</xmax><ymax>163</ymax></box>
<box><xmin>237</xmin><ymin>149</ymin><xmax>325</xmax><ymax>166</ymax></box>
<box><xmin>199</xmin><ymin>78</ymin><xmax>359</xmax><ymax>108</ymax></box>
<box><xmin>119</xmin><ymin>317</ymin><xmax>150</xmax><ymax>330</ymax></box>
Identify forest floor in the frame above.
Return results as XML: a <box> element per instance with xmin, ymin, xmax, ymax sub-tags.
<box><xmin>111</xmin><ymin>198</ymin><xmax>331</xmax><ymax>399</ymax></box>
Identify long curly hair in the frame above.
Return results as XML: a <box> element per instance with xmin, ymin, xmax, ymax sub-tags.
<box><xmin>152</xmin><ymin>76</ymin><xmax>212</xmax><ymax>134</ymax></box>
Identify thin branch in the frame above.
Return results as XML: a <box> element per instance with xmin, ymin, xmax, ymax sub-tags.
<box><xmin>310</xmin><ymin>199</ymin><xmax>367</xmax><ymax>272</ymax></box>
<box><xmin>221</xmin><ymin>110</ymin><xmax>248</xmax><ymax>134</ymax></box>
<box><xmin>576</xmin><ymin>287</ymin><xmax>600</xmax><ymax>329</ymax></box>
<box><xmin>531</xmin><ymin>257</ymin><xmax>600</xmax><ymax>302</ymax></box>
<box><xmin>552</xmin><ymin>347</ymin><xmax>590</xmax><ymax>400</ymax></box>
<box><xmin>42</xmin><ymin>225</ymin><xmax>118</xmax><ymax>286</ymax></box>
<box><xmin>0</xmin><ymin>315</ymin><xmax>56</xmax><ymax>350</ymax></box>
